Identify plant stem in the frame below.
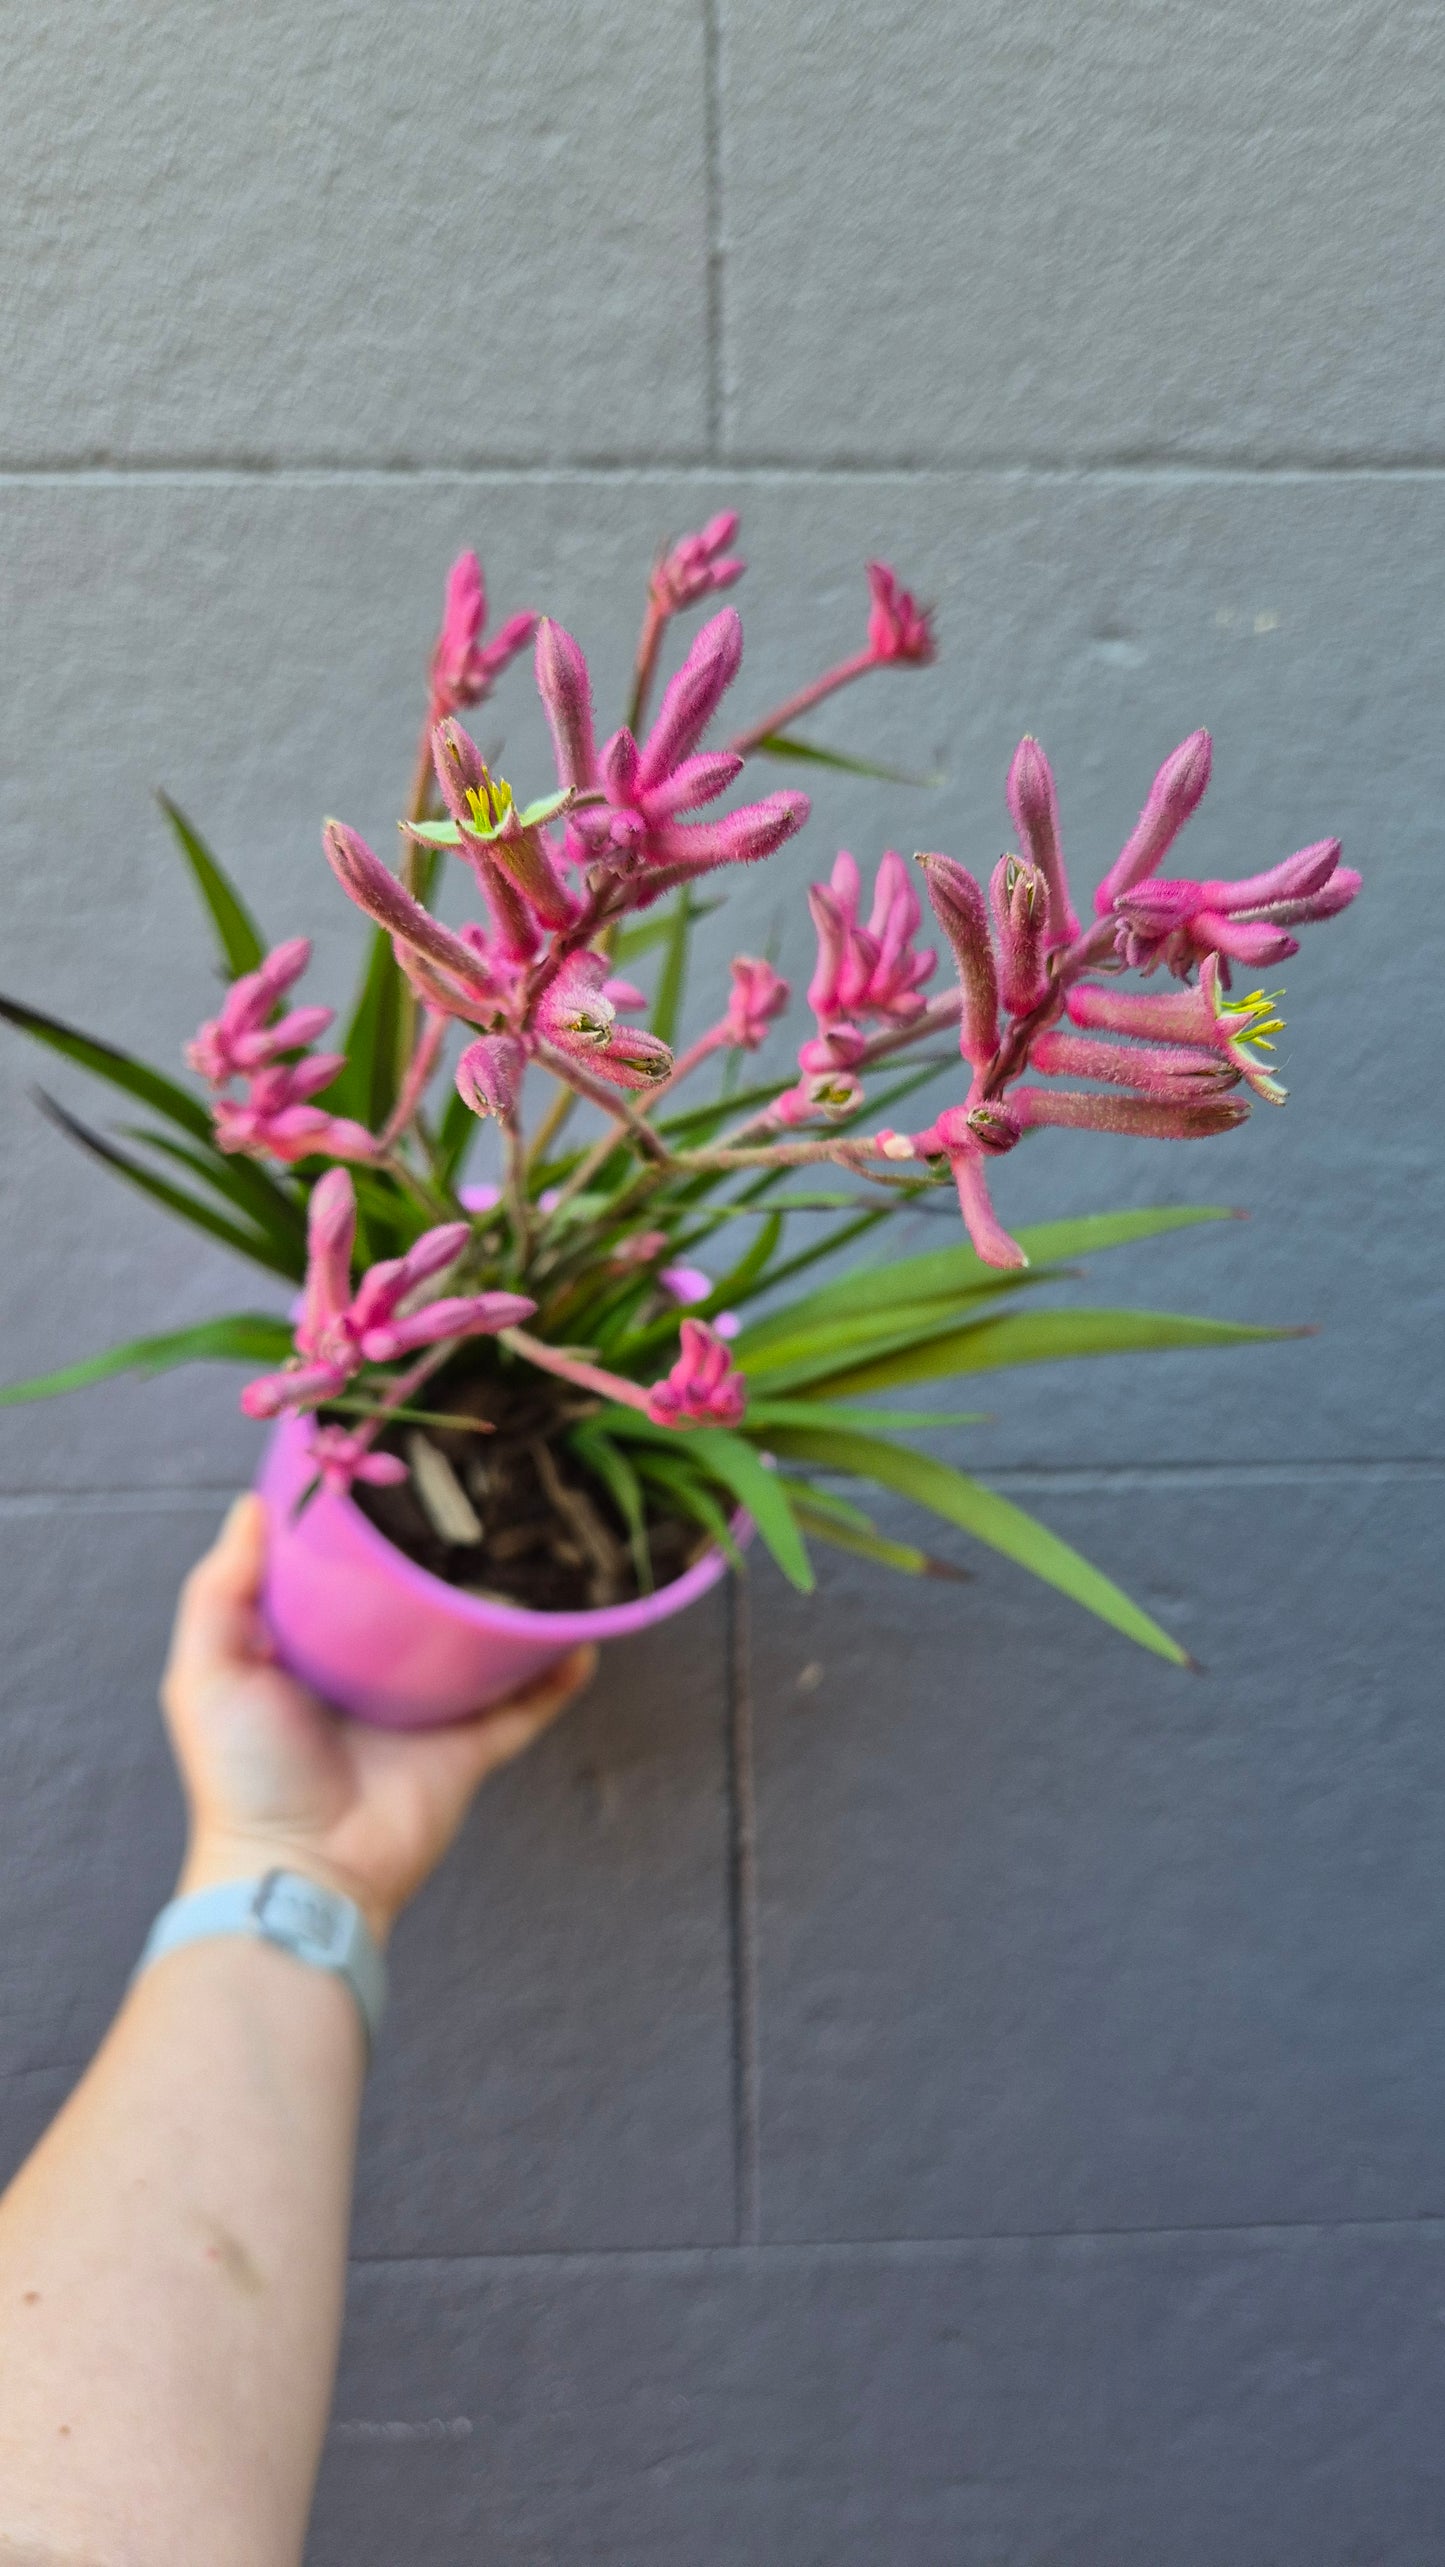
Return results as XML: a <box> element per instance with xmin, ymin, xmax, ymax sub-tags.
<box><xmin>532</xmin><ymin>1043</ymin><xmax>678</xmax><ymax>1170</ymax></box>
<box><xmin>626</xmin><ymin>592</ymin><xmax>667</xmax><ymax>735</ymax></box>
<box><xmin>727</xmin><ymin>648</ymin><xmax>877</xmax><ymax>760</ymax></box>
<box><xmin>503</xmin><ymin>1116</ymin><xmax>532</xmax><ymax>1266</ymax></box>
<box><xmin>525</xmin><ymin>1075</ymin><xmax>578</xmax><ymax>1176</ymax></box>
<box><xmin>499</xmin><ymin>1325</ymin><xmax>653</xmax><ymax>1415</ymax></box>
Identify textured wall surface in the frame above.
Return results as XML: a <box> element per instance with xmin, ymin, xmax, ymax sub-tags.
<box><xmin>1</xmin><ymin>3</ymin><xmax>1442</xmax><ymax>2559</ymax></box>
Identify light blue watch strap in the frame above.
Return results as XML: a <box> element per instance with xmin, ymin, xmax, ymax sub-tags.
<box><xmin>135</xmin><ymin>1870</ymin><xmax>386</xmax><ymax>2052</ymax></box>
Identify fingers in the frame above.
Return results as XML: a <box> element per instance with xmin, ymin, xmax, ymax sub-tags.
<box><xmin>431</xmin><ymin>1645</ymin><xmax>598</xmax><ymax>1790</ymax></box>
<box><xmin>164</xmin><ymin>1493</ymin><xmax>270</xmax><ymax>1696</ymax></box>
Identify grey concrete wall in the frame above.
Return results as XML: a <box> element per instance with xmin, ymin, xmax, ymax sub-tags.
<box><xmin>0</xmin><ymin>3</ymin><xmax>1441</xmax><ymax>2558</ymax></box>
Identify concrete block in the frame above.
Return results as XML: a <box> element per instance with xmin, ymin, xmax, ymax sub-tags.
<box><xmin>311</xmin><ymin>2228</ymin><xmax>1445</xmax><ymax>2563</ymax></box>
<box><xmin>0</xmin><ymin>1500</ymin><xmax>738</xmax><ymax>2252</ymax></box>
<box><xmin>722</xmin><ymin>0</ymin><xmax>1445</xmax><ymax>465</ymax></box>
<box><xmin>747</xmin><ymin>1471</ymin><xmax>1445</xmax><ymax>2243</ymax></box>
<box><xmin>0</xmin><ymin>0</ymin><xmax>707</xmax><ymax>465</ymax></box>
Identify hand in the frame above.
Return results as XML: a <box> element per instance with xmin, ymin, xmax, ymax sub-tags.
<box><xmin>162</xmin><ymin>1493</ymin><xmax>594</xmax><ymax>1942</ymax></box>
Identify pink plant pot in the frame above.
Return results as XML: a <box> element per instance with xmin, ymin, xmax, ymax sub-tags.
<box><xmin>255</xmin><ymin>1412</ymin><xmax>737</xmax><ymax>1731</ymax></box>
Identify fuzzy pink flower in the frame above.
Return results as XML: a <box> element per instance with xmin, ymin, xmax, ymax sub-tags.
<box><xmin>1109</xmin><ymin>838</ymin><xmax>1361</xmax><ymax>980</ymax></box>
<box><xmin>808</xmin><ymin>852</ymin><xmax>935</xmax><ymax>1029</ymax></box>
<box><xmin>1094</xmin><ymin>730</ymin><xmax>1213</xmax><ymax>914</ymax></box>
<box><xmin>240</xmin><ymin>1171</ymin><xmax>534</xmax><ymax>1419</ymax></box>
<box><xmin>186</xmin><ymin>940</ymin><xmax>333</xmax><ymax>1086</ymax></box>
<box><xmin>305</xmin><ymin>1423</ymin><xmax>410</xmax><ymax>1497</ymax></box>
<box><xmin>723</xmin><ymin>956</ymin><xmax>791</xmax><ymax>1048</ymax></box>
<box><xmin>651</xmin><ymin>513</ymin><xmax>746</xmax><ymax>614</ymax></box>
<box><xmin>541</xmin><ymin>608</ymin><xmax>809</xmax><ymax>891</ymax></box>
<box><xmin>918</xmin><ymin>854</ymin><xmax>999</xmax><ymax>1069</ymax></box>
<box><xmin>212</xmin><ymin>1057</ymin><xmax>376</xmax><ymax>1165</ymax></box>
<box><xmin>865</xmin><ymin>563</ymin><xmax>935</xmax><ymax>665</ymax></box>
<box><xmin>532</xmin><ymin>952</ymin><xmax>674</xmax><ymax>1089</ymax></box>
<box><xmin>646</xmin><ymin>1318</ymin><xmax>748</xmax><ymax>1428</ymax></box>
<box><xmin>1066</xmin><ymin>954</ymin><xmax>1290</xmax><ymax>1104</ymax></box>
<box><xmin>1005</xmin><ymin>738</ymin><xmax>1079</xmax><ymax>946</ymax></box>
<box><xmin>429</xmin><ymin>552</ymin><xmax>538</xmax><ymax>719</ymax></box>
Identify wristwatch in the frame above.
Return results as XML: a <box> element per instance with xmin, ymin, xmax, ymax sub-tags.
<box><xmin>134</xmin><ymin>1869</ymin><xmax>387</xmax><ymax>2053</ymax></box>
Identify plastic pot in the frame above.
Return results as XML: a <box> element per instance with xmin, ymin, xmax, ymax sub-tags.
<box><xmin>255</xmin><ymin>1412</ymin><xmax>735</xmax><ymax>1730</ymax></box>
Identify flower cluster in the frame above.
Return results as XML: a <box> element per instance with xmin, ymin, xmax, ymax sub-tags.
<box><xmin>169</xmin><ymin>519</ymin><xmax>1357</xmax><ymax>1517</ymax></box>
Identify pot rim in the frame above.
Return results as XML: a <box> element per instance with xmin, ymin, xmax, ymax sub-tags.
<box><xmin>265</xmin><ymin>1411</ymin><xmax>744</xmax><ymax>1643</ymax></box>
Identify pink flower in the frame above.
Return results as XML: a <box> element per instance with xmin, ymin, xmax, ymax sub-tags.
<box><xmin>660</xmin><ymin>1263</ymin><xmax>712</xmax><ymax>1305</ymax></box>
<box><xmin>542</xmin><ymin>608</ymin><xmax>809</xmax><ymax>890</ymax></box>
<box><xmin>1110</xmin><ymin>838</ymin><xmax>1361</xmax><ymax>980</ymax></box>
<box><xmin>186</xmin><ymin>939</ymin><xmax>333</xmax><ymax>1085</ymax></box>
<box><xmin>429</xmin><ymin>552</ymin><xmax>538</xmax><ymax>719</ymax></box>
<box><xmin>429</xmin><ymin>717</ymin><xmax>577</xmax><ymax>951</ymax></box>
<box><xmin>918</xmin><ymin>854</ymin><xmax>999</xmax><ymax>1068</ymax></box>
<box><xmin>213</xmin><ymin>1058</ymin><xmax>377</xmax><ymax>1165</ymax></box>
<box><xmin>240</xmin><ymin>1170</ymin><xmax>535</xmax><ymax>1419</ymax></box>
<box><xmin>865</xmin><ymin>562</ymin><xmax>935</xmax><ymax>665</ymax></box>
<box><xmin>305</xmin><ymin>1424</ymin><xmax>410</xmax><ymax>1497</ymax></box>
<box><xmin>532</xmin><ymin>952</ymin><xmax>675</xmax><ymax>1090</ymax></box>
<box><xmin>989</xmin><ymin>856</ymin><xmax>1051</xmax><ymax>1017</ymax></box>
<box><xmin>646</xmin><ymin>1318</ymin><xmax>748</xmax><ymax>1428</ymax></box>
<box><xmin>454</xmin><ymin>1033</ymin><xmax>526</xmax><ymax>1121</ymax></box>
<box><xmin>1094</xmin><ymin>730</ymin><xmax>1213</xmax><ymax>914</ymax></box>
<box><xmin>1066</xmin><ymin>954</ymin><xmax>1290</xmax><ymax>1104</ymax></box>
<box><xmin>323</xmin><ymin>821</ymin><xmax>517</xmax><ymax>1029</ymax></box>
<box><xmin>723</xmin><ymin>956</ymin><xmax>790</xmax><ymax>1048</ymax></box>
<box><xmin>651</xmin><ymin>513</ymin><xmax>746</xmax><ymax>615</ymax></box>
<box><xmin>807</xmin><ymin>852</ymin><xmax>935</xmax><ymax>1029</ymax></box>
<box><xmin>1005</xmin><ymin>738</ymin><xmax>1078</xmax><ymax>945</ymax></box>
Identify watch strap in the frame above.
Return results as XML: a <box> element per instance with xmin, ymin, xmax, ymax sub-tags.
<box><xmin>135</xmin><ymin>1870</ymin><xmax>386</xmax><ymax>2052</ymax></box>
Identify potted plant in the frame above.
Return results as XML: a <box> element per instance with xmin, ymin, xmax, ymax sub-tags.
<box><xmin>0</xmin><ymin>518</ymin><xmax>1359</xmax><ymax>1724</ymax></box>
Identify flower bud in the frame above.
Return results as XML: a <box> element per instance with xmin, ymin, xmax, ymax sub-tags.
<box><xmin>918</xmin><ymin>854</ymin><xmax>999</xmax><ymax>1066</ymax></box>
<box><xmin>1095</xmin><ymin>730</ymin><xmax>1212</xmax><ymax>916</ymax></box>
<box><xmin>535</xmin><ymin>619</ymin><xmax>598</xmax><ymax>792</ymax></box>
<box><xmin>455</xmin><ymin>1033</ymin><xmax>526</xmax><ymax>1122</ymax></box>
<box><xmin>1006</xmin><ymin>737</ymin><xmax>1078</xmax><ymax>942</ymax></box>
<box><xmin>989</xmin><ymin>854</ymin><xmax>1050</xmax><ymax>1015</ymax></box>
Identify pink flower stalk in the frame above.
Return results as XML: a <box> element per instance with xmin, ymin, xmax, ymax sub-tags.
<box><xmin>1006</xmin><ymin>738</ymin><xmax>1079</xmax><ymax>945</ymax></box>
<box><xmin>1109</xmin><ymin>838</ymin><xmax>1361</xmax><ymax>980</ymax></box>
<box><xmin>1066</xmin><ymin>955</ymin><xmax>1289</xmax><ymax>1103</ymax></box>
<box><xmin>240</xmin><ymin>1171</ymin><xmax>534</xmax><ymax>1419</ymax></box>
<box><xmin>186</xmin><ymin>939</ymin><xmax>333</xmax><ymax>1085</ymax></box>
<box><xmin>1094</xmin><ymin>730</ymin><xmax>1213</xmax><ymax>914</ymax></box>
<box><xmin>865</xmin><ymin>562</ymin><xmax>936</xmax><ymax>666</ymax></box>
<box><xmin>429</xmin><ymin>552</ymin><xmax>538</xmax><ymax>720</ymax></box>
<box><xmin>989</xmin><ymin>856</ymin><xmax>1050</xmax><ymax>1017</ymax></box>
<box><xmin>532</xmin><ymin>952</ymin><xmax>674</xmax><ymax>1089</ymax></box>
<box><xmin>726</xmin><ymin>560</ymin><xmax>935</xmax><ymax>757</ymax></box>
<box><xmin>547</xmin><ymin>609</ymin><xmax>809</xmax><ymax>889</ymax></box>
<box><xmin>651</xmin><ymin>513</ymin><xmax>746</xmax><ymax>615</ymax></box>
<box><xmin>305</xmin><ymin>1423</ymin><xmax>410</xmax><ymax>1496</ymax></box>
<box><xmin>213</xmin><ymin>1058</ymin><xmax>377</xmax><ymax>1165</ymax></box>
<box><xmin>918</xmin><ymin>853</ymin><xmax>999</xmax><ymax>1068</ymax></box>
<box><xmin>645</xmin><ymin>1318</ymin><xmax>748</xmax><ymax>1428</ymax></box>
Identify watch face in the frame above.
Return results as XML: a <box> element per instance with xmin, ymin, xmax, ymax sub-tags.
<box><xmin>255</xmin><ymin>1872</ymin><xmax>345</xmax><ymax>1957</ymax></box>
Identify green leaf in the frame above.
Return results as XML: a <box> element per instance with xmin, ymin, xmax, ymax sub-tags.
<box><xmin>120</xmin><ymin>1125</ymin><xmax>308</xmax><ymax>1269</ymax></box>
<box><xmin>809</xmin><ymin>1305</ymin><xmax>1296</xmax><ymax>1401</ymax></box>
<box><xmin>746</xmin><ymin>1398</ymin><xmax>985</xmax><ymax>1434</ymax></box>
<box><xmin>0</xmin><ymin>1312</ymin><xmax>293</xmax><ymax>1406</ymax></box>
<box><xmin>597</xmin><ymin>1412</ymin><xmax>814</xmax><ymax>1593</ymax></box>
<box><xmin>787</xmin><ymin>1492</ymin><xmax>969</xmax><ymax>1581</ymax></box>
<box><xmin>0</xmin><ymin>991</ymin><xmax>214</xmax><ymax>1141</ymax></box>
<box><xmin>568</xmin><ymin>1422</ymin><xmax>652</xmax><ymax>1592</ymax></box>
<box><xmin>156</xmin><ymin>793</ymin><xmax>266</xmax><ymax>979</ymax></box>
<box><xmin>322</xmin><ymin>928</ymin><xmax>401</xmax><ymax>1130</ymax></box>
<box><xmin>761</xmin><ymin>1424</ymin><xmax>1190</xmax><ymax>1663</ymax></box>
<box><xmin>35</xmin><ymin>1091</ymin><xmax>297</xmax><ymax>1276</ymax></box>
<box><xmin>650</xmin><ymin>888</ymin><xmax>694</xmax><ymax>1046</ymax></box>
<box><xmin>436</xmin><ymin>1083</ymin><xmax>479</xmax><ymax>1187</ymax></box>
<box><xmin>632</xmin><ymin>1450</ymin><xmax>744</xmax><ymax>1569</ymax></box>
<box><xmin>613</xmin><ymin>901</ymin><xmax>723</xmax><ymax>964</ymax></box>
<box><xmin>752</xmin><ymin>732</ymin><xmax>944</xmax><ymax>788</ymax></box>
<box><xmin>735</xmin><ymin>1289</ymin><xmax>1022</xmax><ymax>1391</ymax></box>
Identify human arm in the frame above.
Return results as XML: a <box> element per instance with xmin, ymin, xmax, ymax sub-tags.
<box><xmin>0</xmin><ymin>1493</ymin><xmax>592</xmax><ymax>2567</ymax></box>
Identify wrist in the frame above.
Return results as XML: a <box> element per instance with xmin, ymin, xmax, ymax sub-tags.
<box><xmin>178</xmin><ymin>1831</ymin><xmax>396</xmax><ymax>1949</ymax></box>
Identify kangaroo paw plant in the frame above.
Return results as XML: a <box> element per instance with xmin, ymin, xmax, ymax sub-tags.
<box><xmin>0</xmin><ymin>518</ymin><xmax>1360</xmax><ymax>1715</ymax></box>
